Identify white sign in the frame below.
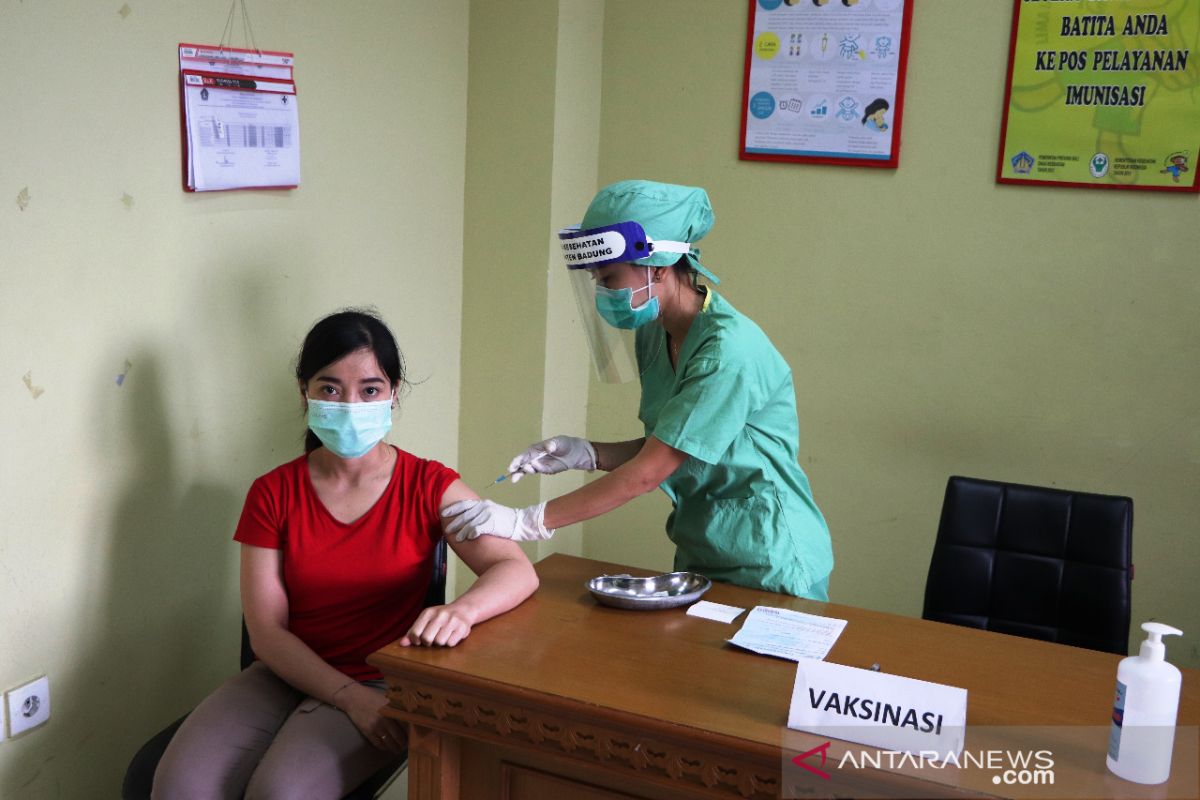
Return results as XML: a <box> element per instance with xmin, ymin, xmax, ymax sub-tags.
<box><xmin>788</xmin><ymin>659</ymin><xmax>967</xmax><ymax>759</ymax></box>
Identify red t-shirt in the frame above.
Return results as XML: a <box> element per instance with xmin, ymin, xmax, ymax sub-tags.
<box><xmin>234</xmin><ymin>446</ymin><xmax>459</xmax><ymax>680</ymax></box>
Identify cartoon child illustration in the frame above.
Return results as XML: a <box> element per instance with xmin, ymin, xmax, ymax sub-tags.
<box><xmin>861</xmin><ymin>98</ymin><xmax>890</xmax><ymax>131</ymax></box>
<box><xmin>1161</xmin><ymin>153</ymin><xmax>1189</xmax><ymax>183</ymax></box>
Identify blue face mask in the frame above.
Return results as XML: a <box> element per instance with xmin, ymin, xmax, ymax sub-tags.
<box><xmin>594</xmin><ymin>272</ymin><xmax>659</xmax><ymax>329</ymax></box>
<box><xmin>306</xmin><ymin>397</ymin><xmax>393</xmax><ymax>459</ymax></box>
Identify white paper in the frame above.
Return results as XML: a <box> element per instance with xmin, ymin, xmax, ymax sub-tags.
<box><xmin>179</xmin><ymin>43</ymin><xmax>294</xmax><ymax>79</ymax></box>
<box><xmin>727</xmin><ymin>606</ymin><xmax>846</xmax><ymax>661</ymax></box>
<box><xmin>180</xmin><ymin>58</ymin><xmax>294</xmax><ymax>80</ymax></box>
<box><xmin>788</xmin><ymin>659</ymin><xmax>967</xmax><ymax>758</ymax></box>
<box><xmin>184</xmin><ymin>74</ymin><xmax>300</xmax><ymax>191</ymax></box>
<box><xmin>686</xmin><ymin>600</ymin><xmax>746</xmax><ymax>624</ymax></box>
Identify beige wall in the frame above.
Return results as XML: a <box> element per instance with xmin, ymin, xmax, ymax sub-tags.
<box><xmin>583</xmin><ymin>0</ymin><xmax>1200</xmax><ymax>668</ymax></box>
<box><xmin>0</xmin><ymin>1</ymin><xmax>468</xmax><ymax>794</ymax></box>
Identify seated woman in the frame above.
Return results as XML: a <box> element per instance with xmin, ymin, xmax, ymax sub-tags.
<box><xmin>152</xmin><ymin>309</ymin><xmax>538</xmax><ymax>799</ymax></box>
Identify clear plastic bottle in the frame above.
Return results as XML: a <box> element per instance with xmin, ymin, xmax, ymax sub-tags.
<box><xmin>1106</xmin><ymin>622</ymin><xmax>1184</xmax><ymax>784</ymax></box>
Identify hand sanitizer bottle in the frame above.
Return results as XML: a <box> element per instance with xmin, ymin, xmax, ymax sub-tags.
<box><xmin>1106</xmin><ymin>622</ymin><xmax>1184</xmax><ymax>784</ymax></box>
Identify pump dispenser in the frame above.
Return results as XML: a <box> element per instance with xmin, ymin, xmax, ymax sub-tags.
<box><xmin>1106</xmin><ymin>622</ymin><xmax>1184</xmax><ymax>784</ymax></box>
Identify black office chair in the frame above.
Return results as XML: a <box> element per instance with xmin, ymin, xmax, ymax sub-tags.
<box><xmin>122</xmin><ymin>539</ymin><xmax>448</xmax><ymax>800</ymax></box>
<box><xmin>922</xmin><ymin>476</ymin><xmax>1132</xmax><ymax>655</ymax></box>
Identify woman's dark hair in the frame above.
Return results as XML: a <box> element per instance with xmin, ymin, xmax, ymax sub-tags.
<box><xmin>296</xmin><ymin>308</ymin><xmax>405</xmax><ymax>452</ymax></box>
<box><xmin>862</xmin><ymin>98</ymin><xmax>889</xmax><ymax>124</ymax></box>
<box><xmin>672</xmin><ymin>255</ymin><xmax>703</xmax><ymax>289</ymax></box>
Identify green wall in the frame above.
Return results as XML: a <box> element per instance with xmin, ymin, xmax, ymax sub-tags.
<box><xmin>582</xmin><ymin>0</ymin><xmax>1200</xmax><ymax>668</ymax></box>
<box><xmin>458</xmin><ymin>0</ymin><xmax>604</xmax><ymax>595</ymax></box>
<box><xmin>0</xmin><ymin>2</ymin><xmax>468</xmax><ymax>794</ymax></box>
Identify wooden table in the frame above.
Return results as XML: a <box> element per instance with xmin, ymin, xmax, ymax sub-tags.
<box><xmin>370</xmin><ymin>554</ymin><xmax>1198</xmax><ymax>800</ymax></box>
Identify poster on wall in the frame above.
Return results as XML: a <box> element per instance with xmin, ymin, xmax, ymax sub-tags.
<box><xmin>997</xmin><ymin>0</ymin><xmax>1199</xmax><ymax>192</ymax></box>
<box><xmin>739</xmin><ymin>0</ymin><xmax>914</xmax><ymax>169</ymax></box>
<box><xmin>178</xmin><ymin>43</ymin><xmax>301</xmax><ymax>192</ymax></box>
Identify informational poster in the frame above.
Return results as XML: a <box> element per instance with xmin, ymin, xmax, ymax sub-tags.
<box><xmin>997</xmin><ymin>0</ymin><xmax>1200</xmax><ymax>192</ymax></box>
<box><xmin>178</xmin><ymin>43</ymin><xmax>301</xmax><ymax>192</ymax></box>
<box><xmin>740</xmin><ymin>0</ymin><xmax>913</xmax><ymax>169</ymax></box>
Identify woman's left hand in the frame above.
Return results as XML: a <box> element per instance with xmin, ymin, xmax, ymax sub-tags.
<box><xmin>400</xmin><ymin>604</ymin><xmax>476</xmax><ymax>647</ymax></box>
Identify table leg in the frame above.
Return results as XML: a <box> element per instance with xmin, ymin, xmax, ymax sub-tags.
<box><xmin>406</xmin><ymin>723</ymin><xmax>461</xmax><ymax>800</ymax></box>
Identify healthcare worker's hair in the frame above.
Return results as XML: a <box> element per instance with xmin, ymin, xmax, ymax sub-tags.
<box><xmin>672</xmin><ymin>255</ymin><xmax>702</xmax><ymax>289</ymax></box>
<box><xmin>296</xmin><ymin>308</ymin><xmax>406</xmax><ymax>453</ymax></box>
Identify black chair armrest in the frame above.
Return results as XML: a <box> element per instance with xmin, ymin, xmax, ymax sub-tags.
<box><xmin>120</xmin><ymin>714</ymin><xmax>188</xmax><ymax>800</ymax></box>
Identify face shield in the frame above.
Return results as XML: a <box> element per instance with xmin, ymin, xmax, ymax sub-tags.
<box><xmin>558</xmin><ymin>221</ymin><xmax>693</xmax><ymax>384</ymax></box>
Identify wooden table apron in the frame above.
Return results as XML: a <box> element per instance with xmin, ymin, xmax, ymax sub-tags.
<box><xmin>369</xmin><ymin>554</ymin><xmax>1200</xmax><ymax>800</ymax></box>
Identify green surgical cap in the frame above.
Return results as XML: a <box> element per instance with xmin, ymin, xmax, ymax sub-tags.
<box><xmin>579</xmin><ymin>179</ymin><xmax>719</xmax><ymax>284</ymax></box>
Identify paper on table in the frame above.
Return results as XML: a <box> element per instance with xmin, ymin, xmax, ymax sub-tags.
<box><xmin>727</xmin><ymin>606</ymin><xmax>846</xmax><ymax>661</ymax></box>
<box><xmin>686</xmin><ymin>600</ymin><xmax>746</xmax><ymax>623</ymax></box>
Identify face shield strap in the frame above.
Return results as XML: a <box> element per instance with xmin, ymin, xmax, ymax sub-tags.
<box><xmin>559</xmin><ymin>222</ymin><xmax>692</xmax><ymax>270</ymax></box>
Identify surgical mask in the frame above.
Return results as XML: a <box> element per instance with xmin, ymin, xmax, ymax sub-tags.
<box><xmin>595</xmin><ymin>272</ymin><xmax>660</xmax><ymax>329</ymax></box>
<box><xmin>306</xmin><ymin>397</ymin><xmax>393</xmax><ymax>459</ymax></box>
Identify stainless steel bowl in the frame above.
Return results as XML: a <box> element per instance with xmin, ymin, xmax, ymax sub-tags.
<box><xmin>587</xmin><ymin>572</ymin><xmax>712</xmax><ymax>611</ymax></box>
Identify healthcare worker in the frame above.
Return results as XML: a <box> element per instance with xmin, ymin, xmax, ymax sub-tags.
<box><xmin>443</xmin><ymin>180</ymin><xmax>833</xmax><ymax>599</ymax></box>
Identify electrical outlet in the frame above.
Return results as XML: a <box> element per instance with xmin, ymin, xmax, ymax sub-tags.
<box><xmin>6</xmin><ymin>676</ymin><xmax>50</xmax><ymax>738</ymax></box>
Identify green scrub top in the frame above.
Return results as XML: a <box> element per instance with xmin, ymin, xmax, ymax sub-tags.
<box><xmin>635</xmin><ymin>290</ymin><xmax>833</xmax><ymax>600</ymax></box>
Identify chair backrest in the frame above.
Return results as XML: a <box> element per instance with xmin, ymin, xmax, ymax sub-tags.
<box><xmin>241</xmin><ymin>538</ymin><xmax>450</xmax><ymax>669</ymax></box>
<box><xmin>424</xmin><ymin>536</ymin><xmax>449</xmax><ymax>608</ymax></box>
<box><xmin>922</xmin><ymin>476</ymin><xmax>1132</xmax><ymax>655</ymax></box>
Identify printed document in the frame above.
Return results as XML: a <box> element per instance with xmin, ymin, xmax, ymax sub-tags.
<box><xmin>178</xmin><ymin>43</ymin><xmax>300</xmax><ymax>191</ymax></box>
<box><xmin>728</xmin><ymin>606</ymin><xmax>846</xmax><ymax>661</ymax></box>
<box><xmin>183</xmin><ymin>73</ymin><xmax>300</xmax><ymax>191</ymax></box>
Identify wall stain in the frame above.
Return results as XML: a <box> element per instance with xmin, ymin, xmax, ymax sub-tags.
<box><xmin>118</xmin><ymin>3</ymin><xmax>132</xmax><ymax>18</ymax></box>
<box><xmin>22</xmin><ymin>371</ymin><xmax>45</xmax><ymax>399</ymax></box>
<box><xmin>18</xmin><ymin>755</ymin><xmax>54</xmax><ymax>790</ymax></box>
<box><xmin>120</xmin><ymin>192</ymin><xmax>135</xmax><ymax>209</ymax></box>
<box><xmin>116</xmin><ymin>359</ymin><xmax>133</xmax><ymax>386</ymax></box>
<box><xmin>17</xmin><ymin>186</ymin><xmax>31</xmax><ymax>211</ymax></box>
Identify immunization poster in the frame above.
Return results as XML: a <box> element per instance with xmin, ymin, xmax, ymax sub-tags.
<box><xmin>997</xmin><ymin>0</ymin><xmax>1200</xmax><ymax>192</ymax></box>
<box><xmin>740</xmin><ymin>0</ymin><xmax>913</xmax><ymax>168</ymax></box>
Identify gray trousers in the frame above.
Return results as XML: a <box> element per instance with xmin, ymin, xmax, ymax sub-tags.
<box><xmin>151</xmin><ymin>662</ymin><xmax>402</xmax><ymax>800</ymax></box>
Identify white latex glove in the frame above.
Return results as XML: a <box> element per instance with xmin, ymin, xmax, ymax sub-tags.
<box><xmin>507</xmin><ymin>436</ymin><xmax>597</xmax><ymax>483</ymax></box>
<box><xmin>442</xmin><ymin>499</ymin><xmax>554</xmax><ymax>542</ymax></box>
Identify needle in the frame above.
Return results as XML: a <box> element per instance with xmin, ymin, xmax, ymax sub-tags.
<box><xmin>491</xmin><ymin>452</ymin><xmax>550</xmax><ymax>486</ymax></box>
